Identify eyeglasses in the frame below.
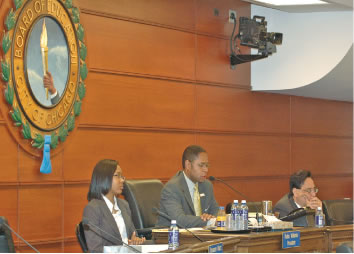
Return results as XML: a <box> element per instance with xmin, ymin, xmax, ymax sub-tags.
<box><xmin>301</xmin><ymin>187</ymin><xmax>319</xmax><ymax>194</ymax></box>
<box><xmin>113</xmin><ymin>173</ymin><xmax>125</xmax><ymax>181</ymax></box>
<box><xmin>197</xmin><ymin>163</ymin><xmax>210</xmax><ymax>169</ymax></box>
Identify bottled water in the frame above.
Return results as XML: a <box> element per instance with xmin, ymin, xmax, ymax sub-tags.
<box><xmin>216</xmin><ymin>206</ymin><xmax>226</xmax><ymax>230</ymax></box>
<box><xmin>315</xmin><ymin>207</ymin><xmax>325</xmax><ymax>228</ymax></box>
<box><xmin>168</xmin><ymin>220</ymin><xmax>179</xmax><ymax>250</ymax></box>
<box><xmin>231</xmin><ymin>200</ymin><xmax>238</xmax><ymax>230</ymax></box>
<box><xmin>236</xmin><ymin>200</ymin><xmax>242</xmax><ymax>230</ymax></box>
<box><xmin>240</xmin><ymin>200</ymin><xmax>248</xmax><ymax>230</ymax></box>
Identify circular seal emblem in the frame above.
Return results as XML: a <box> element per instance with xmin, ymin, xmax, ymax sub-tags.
<box><xmin>1</xmin><ymin>0</ymin><xmax>87</xmax><ymax>155</ymax></box>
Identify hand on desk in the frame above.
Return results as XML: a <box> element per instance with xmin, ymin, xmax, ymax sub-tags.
<box><xmin>128</xmin><ymin>231</ymin><xmax>146</xmax><ymax>245</ymax></box>
<box><xmin>200</xmin><ymin>213</ymin><xmax>215</xmax><ymax>221</ymax></box>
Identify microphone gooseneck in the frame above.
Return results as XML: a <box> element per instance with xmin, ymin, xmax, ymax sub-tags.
<box><xmin>82</xmin><ymin>218</ymin><xmax>141</xmax><ymax>253</ymax></box>
<box><xmin>208</xmin><ymin>176</ymin><xmax>250</xmax><ymax>201</ymax></box>
<box><xmin>152</xmin><ymin>208</ymin><xmax>204</xmax><ymax>242</ymax></box>
<box><xmin>0</xmin><ymin>217</ymin><xmax>40</xmax><ymax>253</ymax></box>
<box><xmin>208</xmin><ymin>176</ymin><xmax>261</xmax><ymax>220</ymax></box>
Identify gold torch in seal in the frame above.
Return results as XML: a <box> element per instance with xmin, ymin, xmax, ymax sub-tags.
<box><xmin>40</xmin><ymin>19</ymin><xmax>49</xmax><ymax>99</ymax></box>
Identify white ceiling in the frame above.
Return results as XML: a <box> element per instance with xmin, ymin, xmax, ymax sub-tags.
<box><xmin>242</xmin><ymin>0</ymin><xmax>353</xmax><ymax>12</ymax></box>
<box><xmin>246</xmin><ymin>0</ymin><xmax>353</xmax><ymax>102</ymax></box>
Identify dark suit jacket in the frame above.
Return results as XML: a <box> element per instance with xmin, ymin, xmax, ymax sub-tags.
<box><xmin>50</xmin><ymin>92</ymin><xmax>60</xmax><ymax>104</ymax></box>
<box><xmin>83</xmin><ymin>198</ymin><xmax>136</xmax><ymax>253</ymax></box>
<box><xmin>274</xmin><ymin>193</ymin><xmax>314</xmax><ymax>227</ymax></box>
<box><xmin>156</xmin><ymin>171</ymin><xmax>219</xmax><ymax>228</ymax></box>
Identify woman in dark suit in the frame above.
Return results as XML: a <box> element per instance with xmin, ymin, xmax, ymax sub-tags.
<box><xmin>83</xmin><ymin>159</ymin><xmax>145</xmax><ymax>252</ymax></box>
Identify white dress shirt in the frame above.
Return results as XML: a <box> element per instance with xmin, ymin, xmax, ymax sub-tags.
<box><xmin>102</xmin><ymin>195</ymin><xmax>129</xmax><ymax>244</ymax></box>
<box><xmin>183</xmin><ymin>172</ymin><xmax>215</xmax><ymax>226</ymax></box>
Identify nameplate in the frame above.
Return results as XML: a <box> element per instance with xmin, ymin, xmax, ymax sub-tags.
<box><xmin>208</xmin><ymin>242</ymin><xmax>223</xmax><ymax>253</ymax></box>
<box><xmin>282</xmin><ymin>231</ymin><xmax>300</xmax><ymax>249</ymax></box>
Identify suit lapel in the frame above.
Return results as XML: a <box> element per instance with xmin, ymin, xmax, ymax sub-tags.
<box><xmin>177</xmin><ymin>171</ymin><xmax>195</xmax><ymax>215</ymax></box>
<box><xmin>118</xmin><ymin>199</ymin><xmax>132</xmax><ymax>238</ymax></box>
<box><xmin>100</xmin><ymin>200</ymin><xmax>122</xmax><ymax>242</ymax></box>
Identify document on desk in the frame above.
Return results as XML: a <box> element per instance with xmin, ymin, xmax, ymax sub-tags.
<box><xmin>103</xmin><ymin>245</ymin><xmax>169</xmax><ymax>253</ymax></box>
<box><xmin>152</xmin><ymin>227</ymin><xmax>210</xmax><ymax>233</ymax></box>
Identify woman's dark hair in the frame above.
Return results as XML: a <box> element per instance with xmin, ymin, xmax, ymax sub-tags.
<box><xmin>87</xmin><ymin>159</ymin><xmax>118</xmax><ymax>201</ymax></box>
<box><xmin>289</xmin><ymin>170</ymin><xmax>312</xmax><ymax>196</ymax></box>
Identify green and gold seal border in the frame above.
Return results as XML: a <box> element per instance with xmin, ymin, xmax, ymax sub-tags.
<box><xmin>1</xmin><ymin>0</ymin><xmax>87</xmax><ymax>151</ymax></box>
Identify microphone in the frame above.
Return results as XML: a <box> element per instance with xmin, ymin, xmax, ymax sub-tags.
<box><xmin>279</xmin><ymin>208</ymin><xmax>315</xmax><ymax>221</ymax></box>
<box><xmin>208</xmin><ymin>176</ymin><xmax>249</xmax><ymax>201</ymax></box>
<box><xmin>0</xmin><ymin>217</ymin><xmax>40</xmax><ymax>253</ymax></box>
<box><xmin>208</xmin><ymin>176</ymin><xmax>261</xmax><ymax>222</ymax></box>
<box><xmin>82</xmin><ymin>218</ymin><xmax>141</xmax><ymax>253</ymax></box>
<box><xmin>152</xmin><ymin>208</ymin><xmax>204</xmax><ymax>242</ymax></box>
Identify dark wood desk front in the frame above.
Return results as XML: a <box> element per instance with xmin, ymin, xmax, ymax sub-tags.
<box><xmin>153</xmin><ymin>225</ymin><xmax>353</xmax><ymax>253</ymax></box>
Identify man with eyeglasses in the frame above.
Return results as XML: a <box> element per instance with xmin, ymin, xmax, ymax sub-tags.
<box><xmin>274</xmin><ymin>170</ymin><xmax>322</xmax><ymax>227</ymax></box>
<box><xmin>156</xmin><ymin>145</ymin><xmax>219</xmax><ymax>228</ymax></box>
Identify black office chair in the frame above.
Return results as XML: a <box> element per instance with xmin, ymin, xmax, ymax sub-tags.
<box><xmin>247</xmin><ymin>201</ymin><xmax>263</xmax><ymax>213</ymax></box>
<box><xmin>0</xmin><ymin>216</ymin><xmax>15</xmax><ymax>253</ymax></box>
<box><xmin>336</xmin><ymin>242</ymin><xmax>353</xmax><ymax>253</ymax></box>
<box><xmin>122</xmin><ymin>179</ymin><xmax>164</xmax><ymax>239</ymax></box>
<box><xmin>322</xmin><ymin>199</ymin><xmax>353</xmax><ymax>226</ymax></box>
<box><xmin>225</xmin><ymin>201</ymin><xmax>262</xmax><ymax>214</ymax></box>
<box><xmin>76</xmin><ymin>222</ymin><xmax>88</xmax><ymax>253</ymax></box>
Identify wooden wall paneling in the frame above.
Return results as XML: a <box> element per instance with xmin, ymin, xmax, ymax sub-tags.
<box><xmin>315</xmin><ymin>176</ymin><xmax>353</xmax><ymax>200</ymax></box>
<box><xmin>291</xmin><ymin>96</ymin><xmax>353</xmax><ymax>137</ymax></box>
<box><xmin>80</xmin><ymin>73</ymin><xmax>196</xmax><ymax>129</ymax></box>
<box><xmin>0</xmin><ymin>186</ymin><xmax>18</xmax><ymax>239</ymax></box>
<box><xmin>196</xmin><ymin>0</ymin><xmax>250</xmax><ymax>37</ymax></box>
<box><xmin>195</xmin><ymin>35</ymin><xmax>250</xmax><ymax>87</ymax></box>
<box><xmin>196</xmin><ymin>86</ymin><xmax>290</xmax><ymax>133</ymax></box>
<box><xmin>63</xmin><ymin>184</ymin><xmax>89</xmax><ymax>237</ymax></box>
<box><xmin>291</xmin><ymin>137</ymin><xmax>353</xmax><ymax>176</ymax></box>
<box><xmin>63</xmin><ymin>238</ymin><xmax>81</xmax><ymax>253</ymax></box>
<box><xmin>0</xmin><ymin>126</ymin><xmax>18</xmax><ymax>182</ymax></box>
<box><xmin>19</xmin><ymin>242</ymin><xmax>62</xmax><ymax>253</ymax></box>
<box><xmin>81</xmin><ymin>14</ymin><xmax>196</xmax><ymax>80</ymax></box>
<box><xmin>197</xmin><ymin>134</ymin><xmax>290</xmax><ymax>177</ymax></box>
<box><xmin>76</xmin><ymin>0</ymin><xmax>195</xmax><ymax>32</ymax></box>
<box><xmin>212</xmin><ymin>177</ymin><xmax>289</xmax><ymax>207</ymax></box>
<box><xmin>18</xmin><ymin>186</ymin><xmax>62</xmax><ymax>242</ymax></box>
<box><xmin>18</xmin><ymin>147</ymin><xmax>63</xmax><ymax>182</ymax></box>
<box><xmin>63</xmin><ymin>129</ymin><xmax>196</xmax><ymax>181</ymax></box>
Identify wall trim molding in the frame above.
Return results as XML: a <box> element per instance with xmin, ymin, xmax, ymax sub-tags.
<box><xmin>77</xmin><ymin>123</ymin><xmax>352</xmax><ymax>140</ymax></box>
<box><xmin>89</xmin><ymin>67</ymin><xmax>250</xmax><ymax>90</ymax></box>
<box><xmin>1</xmin><ymin>173</ymin><xmax>351</xmax><ymax>187</ymax></box>
<box><xmin>81</xmin><ymin>9</ymin><xmax>229</xmax><ymax>40</ymax></box>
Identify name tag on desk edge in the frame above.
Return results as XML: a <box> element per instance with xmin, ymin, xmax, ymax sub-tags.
<box><xmin>208</xmin><ymin>242</ymin><xmax>223</xmax><ymax>253</ymax></box>
<box><xmin>282</xmin><ymin>231</ymin><xmax>300</xmax><ymax>249</ymax></box>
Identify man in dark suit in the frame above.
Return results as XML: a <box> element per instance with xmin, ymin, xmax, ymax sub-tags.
<box><xmin>274</xmin><ymin>170</ymin><xmax>322</xmax><ymax>227</ymax></box>
<box><xmin>156</xmin><ymin>145</ymin><xmax>219</xmax><ymax>228</ymax></box>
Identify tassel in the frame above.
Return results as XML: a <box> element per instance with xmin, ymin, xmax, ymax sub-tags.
<box><xmin>40</xmin><ymin>135</ymin><xmax>52</xmax><ymax>174</ymax></box>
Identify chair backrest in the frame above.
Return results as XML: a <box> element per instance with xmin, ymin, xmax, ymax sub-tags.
<box><xmin>76</xmin><ymin>222</ymin><xmax>88</xmax><ymax>253</ymax></box>
<box><xmin>336</xmin><ymin>242</ymin><xmax>353</xmax><ymax>253</ymax></box>
<box><xmin>0</xmin><ymin>216</ymin><xmax>15</xmax><ymax>253</ymax></box>
<box><xmin>122</xmin><ymin>179</ymin><xmax>164</xmax><ymax>229</ymax></box>
<box><xmin>225</xmin><ymin>201</ymin><xmax>262</xmax><ymax>214</ymax></box>
<box><xmin>323</xmin><ymin>199</ymin><xmax>353</xmax><ymax>226</ymax></box>
<box><xmin>247</xmin><ymin>201</ymin><xmax>263</xmax><ymax>213</ymax></box>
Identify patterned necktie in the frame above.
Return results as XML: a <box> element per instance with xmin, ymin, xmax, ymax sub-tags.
<box><xmin>193</xmin><ymin>183</ymin><xmax>202</xmax><ymax>216</ymax></box>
